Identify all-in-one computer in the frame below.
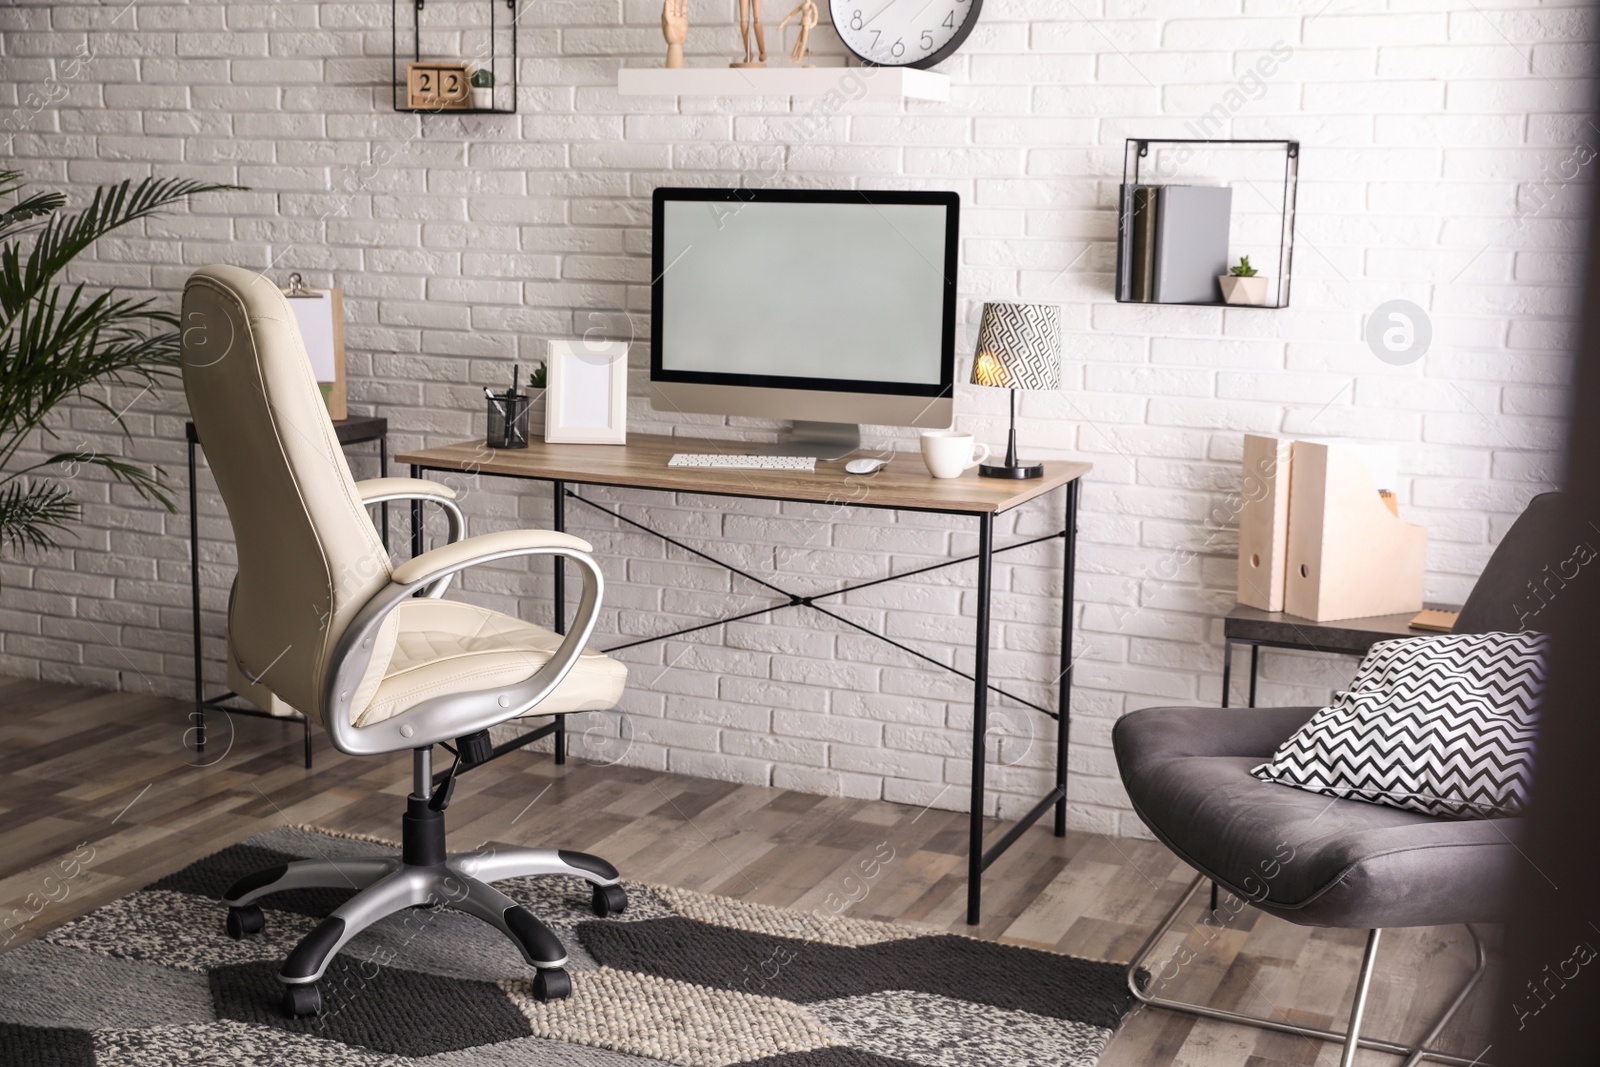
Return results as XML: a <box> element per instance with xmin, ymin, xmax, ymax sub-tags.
<box><xmin>650</xmin><ymin>187</ymin><xmax>959</xmax><ymax>462</ymax></box>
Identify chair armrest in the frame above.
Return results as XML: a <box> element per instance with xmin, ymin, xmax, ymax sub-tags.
<box><xmin>355</xmin><ymin>477</ymin><xmax>458</xmax><ymax>505</ymax></box>
<box><xmin>391</xmin><ymin>529</ymin><xmax>593</xmax><ymax>587</ymax></box>
<box><xmin>355</xmin><ymin>477</ymin><xmax>466</xmax><ymax>598</ymax></box>
<box><xmin>321</xmin><ymin>528</ymin><xmax>606</xmax><ymax>756</ymax></box>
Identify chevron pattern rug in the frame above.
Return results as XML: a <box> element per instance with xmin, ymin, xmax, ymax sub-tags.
<box><xmin>0</xmin><ymin>827</ymin><xmax>1133</xmax><ymax>1066</ymax></box>
<box><xmin>1254</xmin><ymin>631</ymin><xmax>1548</xmax><ymax>818</ymax></box>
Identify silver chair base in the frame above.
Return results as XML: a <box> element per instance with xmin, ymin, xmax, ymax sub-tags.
<box><xmin>1125</xmin><ymin>873</ymin><xmax>1491</xmax><ymax>1067</ymax></box>
<box><xmin>223</xmin><ymin>846</ymin><xmax>625</xmax><ymax>986</ymax></box>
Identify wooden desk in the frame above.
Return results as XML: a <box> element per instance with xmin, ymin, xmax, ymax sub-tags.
<box><xmin>399</xmin><ymin>433</ymin><xmax>1092</xmax><ymax>926</ymax></box>
<box><xmin>397</xmin><ymin>434</ymin><xmax>1087</xmax><ymax>513</ymax></box>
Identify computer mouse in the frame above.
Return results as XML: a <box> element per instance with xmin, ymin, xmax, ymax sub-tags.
<box><xmin>845</xmin><ymin>458</ymin><xmax>887</xmax><ymax>475</ymax></box>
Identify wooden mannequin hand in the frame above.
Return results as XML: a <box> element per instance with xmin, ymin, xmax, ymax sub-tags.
<box><xmin>662</xmin><ymin>0</ymin><xmax>688</xmax><ymax>46</ymax></box>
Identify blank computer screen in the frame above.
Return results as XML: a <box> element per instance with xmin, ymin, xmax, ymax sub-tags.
<box><xmin>658</xmin><ymin>199</ymin><xmax>949</xmax><ymax>388</ymax></box>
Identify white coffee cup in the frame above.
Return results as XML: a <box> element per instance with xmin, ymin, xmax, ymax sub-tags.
<box><xmin>920</xmin><ymin>430</ymin><xmax>991</xmax><ymax>479</ymax></box>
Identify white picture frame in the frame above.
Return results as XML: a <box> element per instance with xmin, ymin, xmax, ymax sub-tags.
<box><xmin>544</xmin><ymin>338</ymin><xmax>629</xmax><ymax>445</ymax></box>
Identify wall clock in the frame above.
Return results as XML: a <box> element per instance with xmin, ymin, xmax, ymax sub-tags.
<box><xmin>828</xmin><ymin>0</ymin><xmax>983</xmax><ymax>69</ymax></box>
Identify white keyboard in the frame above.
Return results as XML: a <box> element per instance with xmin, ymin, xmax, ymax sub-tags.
<box><xmin>667</xmin><ymin>453</ymin><xmax>817</xmax><ymax>472</ymax></box>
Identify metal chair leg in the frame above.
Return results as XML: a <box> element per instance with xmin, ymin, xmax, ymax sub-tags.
<box><xmin>1341</xmin><ymin>929</ymin><xmax>1382</xmax><ymax>1067</ymax></box>
<box><xmin>1125</xmin><ymin>872</ymin><xmax>1492</xmax><ymax>1067</ymax></box>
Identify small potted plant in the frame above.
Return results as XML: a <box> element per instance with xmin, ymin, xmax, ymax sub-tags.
<box><xmin>1219</xmin><ymin>255</ymin><xmax>1270</xmax><ymax>306</ymax></box>
<box><xmin>470</xmin><ymin>66</ymin><xmax>494</xmax><ymax>110</ymax></box>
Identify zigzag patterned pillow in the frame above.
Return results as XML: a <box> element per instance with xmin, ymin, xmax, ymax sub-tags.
<box><xmin>1251</xmin><ymin>632</ymin><xmax>1548</xmax><ymax>819</ymax></box>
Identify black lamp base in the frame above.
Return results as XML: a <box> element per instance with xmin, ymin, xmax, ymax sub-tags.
<box><xmin>980</xmin><ymin>394</ymin><xmax>1044</xmax><ymax>479</ymax></box>
<box><xmin>979</xmin><ymin>461</ymin><xmax>1043</xmax><ymax>480</ymax></box>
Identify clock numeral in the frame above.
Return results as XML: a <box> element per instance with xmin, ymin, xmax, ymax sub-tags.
<box><xmin>890</xmin><ymin>37</ymin><xmax>905</xmax><ymax>58</ymax></box>
<box><xmin>920</xmin><ymin>28</ymin><xmax>933</xmax><ymax>50</ymax></box>
<box><xmin>870</xmin><ymin>28</ymin><xmax>881</xmax><ymax>50</ymax></box>
<box><xmin>942</xmin><ymin>12</ymin><xmax>955</xmax><ymax>27</ymax></box>
<box><xmin>850</xmin><ymin>8</ymin><xmax>862</xmax><ymax>29</ymax></box>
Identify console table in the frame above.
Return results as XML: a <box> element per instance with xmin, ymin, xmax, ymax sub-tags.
<box><xmin>186</xmin><ymin>415</ymin><xmax>390</xmax><ymax>769</ymax></box>
<box><xmin>398</xmin><ymin>433</ymin><xmax>1091</xmax><ymax>926</ymax></box>
<box><xmin>1221</xmin><ymin>603</ymin><xmax>1460</xmax><ymax>707</ymax></box>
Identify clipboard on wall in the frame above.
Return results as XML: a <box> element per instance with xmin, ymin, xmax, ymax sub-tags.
<box><xmin>282</xmin><ymin>273</ymin><xmax>346</xmax><ymax>420</ymax></box>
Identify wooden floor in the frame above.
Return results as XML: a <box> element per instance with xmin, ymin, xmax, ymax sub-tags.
<box><xmin>0</xmin><ymin>676</ymin><xmax>1499</xmax><ymax>1065</ymax></box>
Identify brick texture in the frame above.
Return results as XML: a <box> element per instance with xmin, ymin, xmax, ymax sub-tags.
<box><xmin>0</xmin><ymin>1</ymin><xmax>1588</xmax><ymax>837</ymax></box>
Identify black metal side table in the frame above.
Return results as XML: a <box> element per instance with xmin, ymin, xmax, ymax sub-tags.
<box><xmin>186</xmin><ymin>415</ymin><xmax>390</xmax><ymax>767</ymax></box>
<box><xmin>1221</xmin><ymin>603</ymin><xmax>1461</xmax><ymax>707</ymax></box>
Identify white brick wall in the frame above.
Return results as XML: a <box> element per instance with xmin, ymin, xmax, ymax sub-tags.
<box><xmin>0</xmin><ymin>1</ymin><xmax>1588</xmax><ymax>836</ymax></box>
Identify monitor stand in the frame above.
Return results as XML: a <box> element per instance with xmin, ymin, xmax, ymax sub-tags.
<box><xmin>749</xmin><ymin>421</ymin><xmax>860</xmax><ymax>461</ymax></box>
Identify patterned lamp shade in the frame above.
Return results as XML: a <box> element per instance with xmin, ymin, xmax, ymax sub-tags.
<box><xmin>970</xmin><ymin>302</ymin><xmax>1062</xmax><ymax>391</ymax></box>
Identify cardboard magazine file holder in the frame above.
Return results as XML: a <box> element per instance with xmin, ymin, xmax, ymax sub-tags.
<box><xmin>1236</xmin><ymin>434</ymin><xmax>1293</xmax><ymax>611</ymax></box>
<box><xmin>1283</xmin><ymin>441</ymin><xmax>1426</xmax><ymax>622</ymax></box>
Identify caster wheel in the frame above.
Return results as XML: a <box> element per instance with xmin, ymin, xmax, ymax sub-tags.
<box><xmin>226</xmin><ymin>905</ymin><xmax>265</xmax><ymax>940</ymax></box>
<box><xmin>1133</xmin><ymin>967</ymin><xmax>1152</xmax><ymax>993</ymax></box>
<box><xmin>592</xmin><ymin>883</ymin><xmax>628</xmax><ymax>918</ymax></box>
<box><xmin>282</xmin><ymin>983</ymin><xmax>322</xmax><ymax>1017</ymax></box>
<box><xmin>533</xmin><ymin>968</ymin><xmax>571</xmax><ymax>1002</ymax></box>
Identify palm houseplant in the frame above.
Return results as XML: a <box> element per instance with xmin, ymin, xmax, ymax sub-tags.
<box><xmin>0</xmin><ymin>170</ymin><xmax>236</xmax><ymax>570</ymax></box>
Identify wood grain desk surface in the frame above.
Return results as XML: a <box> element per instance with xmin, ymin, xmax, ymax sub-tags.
<box><xmin>397</xmin><ymin>433</ymin><xmax>1092</xmax><ymax>515</ymax></box>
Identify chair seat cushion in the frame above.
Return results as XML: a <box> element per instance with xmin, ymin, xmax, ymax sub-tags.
<box><xmin>354</xmin><ymin>599</ymin><xmax>628</xmax><ymax>727</ymax></box>
<box><xmin>1252</xmin><ymin>632</ymin><xmax>1547</xmax><ymax>819</ymax></box>
<box><xmin>1114</xmin><ymin>706</ymin><xmax>1523</xmax><ymax>928</ymax></box>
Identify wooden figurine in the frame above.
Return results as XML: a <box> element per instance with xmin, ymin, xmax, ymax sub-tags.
<box><xmin>662</xmin><ymin>0</ymin><xmax>688</xmax><ymax>69</ymax></box>
<box><xmin>779</xmin><ymin>0</ymin><xmax>818</xmax><ymax>66</ymax></box>
<box><xmin>731</xmin><ymin>0</ymin><xmax>767</xmax><ymax>67</ymax></box>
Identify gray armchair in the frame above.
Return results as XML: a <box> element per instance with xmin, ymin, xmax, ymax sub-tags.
<box><xmin>1113</xmin><ymin>492</ymin><xmax>1563</xmax><ymax>1067</ymax></box>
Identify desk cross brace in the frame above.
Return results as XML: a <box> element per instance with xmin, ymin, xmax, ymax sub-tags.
<box><xmin>572</xmin><ymin>488</ymin><xmax>1064</xmax><ymax>719</ymax></box>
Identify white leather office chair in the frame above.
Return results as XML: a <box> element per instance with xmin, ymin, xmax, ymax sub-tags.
<box><xmin>181</xmin><ymin>264</ymin><xmax>629</xmax><ymax>1016</ymax></box>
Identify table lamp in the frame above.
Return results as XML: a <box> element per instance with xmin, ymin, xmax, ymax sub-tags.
<box><xmin>970</xmin><ymin>301</ymin><xmax>1061</xmax><ymax>479</ymax></box>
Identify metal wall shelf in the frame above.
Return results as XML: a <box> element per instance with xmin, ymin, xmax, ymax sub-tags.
<box><xmin>392</xmin><ymin>0</ymin><xmax>517</xmax><ymax>115</ymax></box>
<box><xmin>1116</xmin><ymin>138</ymin><xmax>1300</xmax><ymax>310</ymax></box>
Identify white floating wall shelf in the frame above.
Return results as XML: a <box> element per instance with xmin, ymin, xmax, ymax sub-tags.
<box><xmin>616</xmin><ymin>66</ymin><xmax>949</xmax><ymax>102</ymax></box>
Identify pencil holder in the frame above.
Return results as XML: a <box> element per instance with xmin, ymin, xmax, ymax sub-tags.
<box><xmin>486</xmin><ymin>393</ymin><xmax>530</xmax><ymax>449</ymax></box>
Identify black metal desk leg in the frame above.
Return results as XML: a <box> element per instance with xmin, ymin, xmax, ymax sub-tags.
<box><xmin>189</xmin><ymin>437</ymin><xmax>204</xmax><ymax>753</ymax></box>
<box><xmin>1221</xmin><ymin>640</ymin><xmax>1233</xmax><ymax>709</ymax></box>
<box><xmin>379</xmin><ymin>436</ymin><xmax>390</xmax><ymax>551</ymax></box>
<box><xmin>552</xmin><ymin>480</ymin><xmax>567</xmax><ymax>765</ymax></box>
<box><xmin>303</xmin><ymin>718</ymin><xmax>312</xmax><ymax>768</ymax></box>
<box><xmin>1248</xmin><ymin>645</ymin><xmax>1260</xmax><ymax>708</ymax></box>
<box><xmin>409</xmin><ymin>464</ymin><xmax>424</xmax><ymax>559</ymax></box>
<box><xmin>967</xmin><ymin>512</ymin><xmax>995</xmax><ymax>926</ymax></box>
<box><xmin>1055</xmin><ymin>479</ymin><xmax>1079</xmax><ymax>837</ymax></box>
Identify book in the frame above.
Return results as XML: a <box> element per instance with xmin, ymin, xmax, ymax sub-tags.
<box><xmin>1151</xmin><ymin>185</ymin><xmax>1233</xmax><ymax>305</ymax></box>
<box><xmin>1115</xmin><ymin>184</ymin><xmax>1135</xmax><ymax>301</ymax></box>
<box><xmin>1130</xmin><ymin>185</ymin><xmax>1159</xmax><ymax>302</ymax></box>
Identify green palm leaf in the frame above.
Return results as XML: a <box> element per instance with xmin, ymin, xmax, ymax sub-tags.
<box><xmin>0</xmin><ymin>170</ymin><xmax>240</xmax><ymax>573</ymax></box>
<box><xmin>0</xmin><ymin>480</ymin><xmax>77</xmax><ymax>552</ymax></box>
